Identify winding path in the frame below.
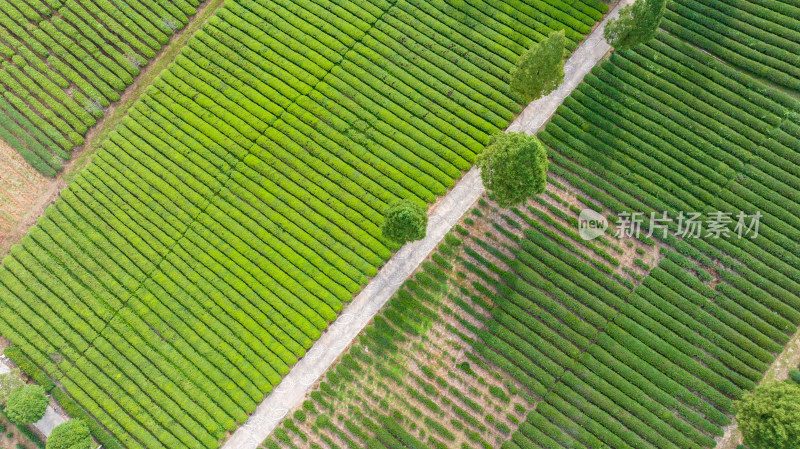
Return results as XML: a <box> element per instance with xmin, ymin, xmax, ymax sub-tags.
<box><xmin>221</xmin><ymin>1</ymin><xmax>633</xmax><ymax>447</ymax></box>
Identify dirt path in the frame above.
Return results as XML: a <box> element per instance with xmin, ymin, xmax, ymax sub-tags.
<box><xmin>223</xmin><ymin>168</ymin><xmax>486</xmax><ymax>449</ymax></box>
<box><xmin>0</xmin><ymin>0</ymin><xmax>227</xmax><ymax>260</ymax></box>
<box><xmin>506</xmin><ymin>0</ymin><xmax>629</xmax><ymax>134</ymax></box>
<box><xmin>0</xmin><ymin>139</ymin><xmax>51</xmax><ymax>255</ymax></box>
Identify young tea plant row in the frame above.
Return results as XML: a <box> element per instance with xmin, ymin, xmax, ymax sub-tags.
<box><xmin>515</xmin><ymin>7</ymin><xmax>800</xmax><ymax>449</ymax></box>
<box><xmin>265</xmin><ymin>177</ymin><xmax>792</xmax><ymax>449</ymax></box>
<box><xmin>0</xmin><ymin>0</ymin><xmax>206</xmax><ymax>175</ymax></box>
<box><xmin>260</xmin><ymin>199</ymin><xmax>547</xmax><ymax>449</ymax></box>
<box><xmin>263</xmin><ymin>5</ymin><xmax>800</xmax><ymax>447</ymax></box>
<box><xmin>501</xmin><ymin>245</ymin><xmax>784</xmax><ymax>449</ymax></box>
<box><xmin>266</xmin><ymin>269</ymin><xmax>535</xmax><ymax>449</ymax></box>
<box><xmin>260</xmin><ymin>185</ymin><xmax>655</xmax><ymax>449</ymax></box>
<box><xmin>0</xmin><ymin>0</ymin><xmax>608</xmax><ymax>447</ymax></box>
<box><xmin>449</xmin><ymin>200</ymin><xmax>734</xmax><ymax>449</ymax></box>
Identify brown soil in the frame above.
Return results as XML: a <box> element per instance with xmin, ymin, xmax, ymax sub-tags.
<box><xmin>540</xmin><ymin>175</ymin><xmax>663</xmax><ymax>282</ymax></box>
<box><xmin>0</xmin><ymin>137</ymin><xmax>63</xmax><ymax>259</ymax></box>
<box><xmin>0</xmin><ymin>415</ymin><xmax>36</xmax><ymax>449</ymax></box>
<box><xmin>764</xmin><ymin>328</ymin><xmax>800</xmax><ymax>383</ymax></box>
<box><xmin>269</xmin><ymin>218</ymin><xmax>535</xmax><ymax>449</ymax></box>
<box><xmin>0</xmin><ymin>338</ymin><xmax>12</xmax><ymax>355</ymax></box>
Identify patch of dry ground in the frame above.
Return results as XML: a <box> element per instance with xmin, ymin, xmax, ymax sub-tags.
<box><xmin>0</xmin><ymin>140</ymin><xmax>51</xmax><ymax>255</ymax></box>
<box><xmin>0</xmin><ymin>415</ymin><xmax>38</xmax><ymax>449</ymax></box>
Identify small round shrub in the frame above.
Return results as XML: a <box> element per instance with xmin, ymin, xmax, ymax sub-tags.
<box><xmin>381</xmin><ymin>199</ymin><xmax>428</xmax><ymax>244</ymax></box>
<box><xmin>5</xmin><ymin>385</ymin><xmax>48</xmax><ymax>425</ymax></box>
<box><xmin>315</xmin><ymin>414</ymin><xmax>330</xmax><ymax>427</ymax></box>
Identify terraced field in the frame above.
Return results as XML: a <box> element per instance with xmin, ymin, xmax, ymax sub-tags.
<box><xmin>0</xmin><ymin>0</ymin><xmax>608</xmax><ymax>448</ymax></box>
<box><xmin>262</xmin><ymin>1</ymin><xmax>800</xmax><ymax>449</ymax></box>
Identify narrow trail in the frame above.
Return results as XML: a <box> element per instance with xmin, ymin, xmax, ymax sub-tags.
<box><xmin>221</xmin><ymin>1</ymin><xmax>635</xmax><ymax>447</ymax></box>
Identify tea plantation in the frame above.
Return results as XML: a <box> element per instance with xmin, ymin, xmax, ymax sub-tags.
<box><xmin>0</xmin><ymin>0</ymin><xmax>209</xmax><ymax>175</ymax></box>
<box><xmin>262</xmin><ymin>1</ymin><xmax>800</xmax><ymax>448</ymax></box>
<box><xmin>0</xmin><ymin>0</ymin><xmax>607</xmax><ymax>447</ymax></box>
<box><xmin>2</xmin><ymin>0</ymin><xmax>799</xmax><ymax>447</ymax></box>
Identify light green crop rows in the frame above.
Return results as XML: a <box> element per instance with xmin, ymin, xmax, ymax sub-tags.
<box><xmin>0</xmin><ymin>0</ymin><xmax>606</xmax><ymax>447</ymax></box>
<box><xmin>0</xmin><ymin>0</ymin><xmax>206</xmax><ymax>175</ymax></box>
<box><xmin>262</xmin><ymin>2</ymin><xmax>800</xmax><ymax>449</ymax></box>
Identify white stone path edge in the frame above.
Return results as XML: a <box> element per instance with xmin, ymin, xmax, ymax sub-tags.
<box><xmin>222</xmin><ymin>2</ymin><xmax>634</xmax><ymax>447</ymax></box>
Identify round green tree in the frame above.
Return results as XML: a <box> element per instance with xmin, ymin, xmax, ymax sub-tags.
<box><xmin>737</xmin><ymin>381</ymin><xmax>800</xmax><ymax>449</ymax></box>
<box><xmin>509</xmin><ymin>30</ymin><xmax>567</xmax><ymax>103</ymax></box>
<box><xmin>5</xmin><ymin>385</ymin><xmax>48</xmax><ymax>425</ymax></box>
<box><xmin>476</xmin><ymin>132</ymin><xmax>548</xmax><ymax>208</ymax></box>
<box><xmin>46</xmin><ymin>419</ymin><xmax>92</xmax><ymax>449</ymax></box>
<box><xmin>381</xmin><ymin>199</ymin><xmax>428</xmax><ymax>244</ymax></box>
<box><xmin>604</xmin><ymin>0</ymin><xmax>667</xmax><ymax>51</ymax></box>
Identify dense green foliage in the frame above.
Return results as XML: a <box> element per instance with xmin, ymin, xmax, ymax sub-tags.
<box><xmin>476</xmin><ymin>133</ymin><xmax>548</xmax><ymax>208</ymax></box>
<box><xmin>381</xmin><ymin>200</ymin><xmax>428</xmax><ymax>244</ymax></box>
<box><xmin>605</xmin><ymin>0</ymin><xmax>666</xmax><ymax>50</ymax></box>
<box><xmin>517</xmin><ymin>3</ymin><xmax>800</xmax><ymax>448</ymax></box>
<box><xmin>0</xmin><ymin>0</ymin><xmax>206</xmax><ymax>176</ymax></box>
<box><xmin>5</xmin><ymin>385</ymin><xmax>47</xmax><ymax>425</ymax></box>
<box><xmin>737</xmin><ymin>382</ymin><xmax>800</xmax><ymax>449</ymax></box>
<box><xmin>0</xmin><ymin>0</ymin><xmax>605</xmax><ymax>447</ymax></box>
<box><xmin>47</xmin><ymin>420</ymin><xmax>93</xmax><ymax>449</ymax></box>
<box><xmin>0</xmin><ymin>403</ymin><xmax>46</xmax><ymax>449</ymax></box>
<box><xmin>661</xmin><ymin>0</ymin><xmax>800</xmax><ymax>93</ymax></box>
<box><xmin>509</xmin><ymin>31</ymin><xmax>567</xmax><ymax>102</ymax></box>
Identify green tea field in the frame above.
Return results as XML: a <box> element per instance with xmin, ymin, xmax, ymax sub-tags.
<box><xmin>0</xmin><ymin>0</ymin><xmax>608</xmax><ymax>447</ymax></box>
<box><xmin>0</xmin><ymin>0</ymin><xmax>209</xmax><ymax>175</ymax></box>
<box><xmin>2</xmin><ymin>0</ymin><xmax>799</xmax><ymax>448</ymax></box>
<box><xmin>261</xmin><ymin>1</ymin><xmax>800</xmax><ymax>448</ymax></box>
